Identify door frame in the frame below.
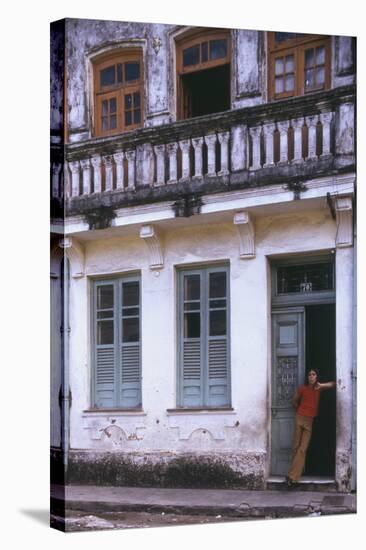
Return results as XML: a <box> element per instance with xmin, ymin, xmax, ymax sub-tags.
<box><xmin>269</xmin><ymin>254</ymin><xmax>336</xmax><ymax>478</ymax></box>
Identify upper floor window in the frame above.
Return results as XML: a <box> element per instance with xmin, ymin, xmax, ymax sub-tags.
<box><xmin>176</xmin><ymin>30</ymin><xmax>231</xmax><ymax>119</ymax></box>
<box><xmin>93</xmin><ymin>50</ymin><xmax>143</xmax><ymax>137</ymax></box>
<box><xmin>268</xmin><ymin>32</ymin><xmax>331</xmax><ymax>100</ymax></box>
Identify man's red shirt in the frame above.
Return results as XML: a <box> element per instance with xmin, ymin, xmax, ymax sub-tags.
<box><xmin>296</xmin><ymin>384</ymin><xmax>321</xmax><ymax>418</ymax></box>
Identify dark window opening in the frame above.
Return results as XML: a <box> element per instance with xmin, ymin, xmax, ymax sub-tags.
<box><xmin>181</xmin><ymin>64</ymin><xmax>230</xmax><ymax>119</ymax></box>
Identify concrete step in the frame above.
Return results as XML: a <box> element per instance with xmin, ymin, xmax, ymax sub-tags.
<box><xmin>266</xmin><ymin>476</ymin><xmax>337</xmax><ymax>492</ymax></box>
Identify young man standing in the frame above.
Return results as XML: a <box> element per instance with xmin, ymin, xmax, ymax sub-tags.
<box><xmin>286</xmin><ymin>369</ymin><xmax>336</xmax><ymax>487</ymax></box>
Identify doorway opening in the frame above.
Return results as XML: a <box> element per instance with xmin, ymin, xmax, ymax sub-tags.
<box><xmin>180</xmin><ymin>64</ymin><xmax>230</xmax><ymax>118</ymax></box>
<box><xmin>304</xmin><ymin>303</ymin><xmax>336</xmax><ymax>476</ymax></box>
<box><xmin>270</xmin><ymin>255</ymin><xmax>336</xmax><ymax>479</ymax></box>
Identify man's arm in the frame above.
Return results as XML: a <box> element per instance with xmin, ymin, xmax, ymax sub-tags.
<box><xmin>315</xmin><ymin>381</ymin><xmax>336</xmax><ymax>391</ymax></box>
<box><xmin>291</xmin><ymin>389</ymin><xmax>300</xmax><ymax>409</ymax></box>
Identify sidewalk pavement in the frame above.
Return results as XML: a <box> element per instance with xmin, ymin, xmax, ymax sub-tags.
<box><xmin>51</xmin><ymin>484</ymin><xmax>356</xmax><ymax>519</ymax></box>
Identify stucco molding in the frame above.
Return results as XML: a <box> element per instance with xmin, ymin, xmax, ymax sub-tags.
<box><xmin>50</xmin><ymin>237</ymin><xmax>85</xmax><ymax>278</ymax></box>
<box><xmin>82</xmin><ymin>416</ymin><xmax>146</xmax><ymax>442</ymax></box>
<box><xmin>335</xmin><ymin>196</ymin><xmax>353</xmax><ymax>248</ymax></box>
<box><xmin>140</xmin><ymin>224</ymin><xmax>164</xmax><ymax>270</ymax></box>
<box><xmin>168</xmin><ymin>414</ymin><xmax>237</xmax><ymax>441</ymax></box>
<box><xmin>233</xmin><ymin>211</ymin><xmax>256</xmax><ymax>259</ymax></box>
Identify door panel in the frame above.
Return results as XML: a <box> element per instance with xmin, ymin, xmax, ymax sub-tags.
<box><xmin>271</xmin><ymin>309</ymin><xmax>305</xmax><ymax>476</ymax></box>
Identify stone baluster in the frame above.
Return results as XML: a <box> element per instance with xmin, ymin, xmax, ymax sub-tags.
<box><xmin>205</xmin><ymin>133</ymin><xmax>217</xmax><ymax>177</ymax></box>
<box><xmin>103</xmin><ymin>156</ymin><xmax>114</xmax><ymax>192</ymax></box>
<box><xmin>154</xmin><ymin>144</ymin><xmax>166</xmax><ymax>186</ymax></box>
<box><xmin>140</xmin><ymin>143</ymin><xmax>155</xmax><ymax>186</ymax></box>
<box><xmin>192</xmin><ymin>137</ymin><xmax>204</xmax><ymax>178</ymax></box>
<box><xmin>80</xmin><ymin>159</ymin><xmax>91</xmax><ymax>195</ymax></box>
<box><xmin>263</xmin><ymin>123</ymin><xmax>276</xmax><ymax>168</ymax></box>
<box><xmin>126</xmin><ymin>150</ymin><xmax>136</xmax><ymax>190</ymax></box>
<box><xmin>320</xmin><ymin>112</ymin><xmax>333</xmax><ymax>158</ymax></box>
<box><xmin>231</xmin><ymin>125</ymin><xmax>247</xmax><ymax>171</ymax></box>
<box><xmin>91</xmin><ymin>155</ymin><xmax>102</xmax><ymax>193</ymax></box>
<box><xmin>63</xmin><ymin>162</ymin><xmax>70</xmax><ymax>198</ymax></box>
<box><xmin>306</xmin><ymin>115</ymin><xmax>318</xmax><ymax>160</ymax></box>
<box><xmin>292</xmin><ymin>117</ymin><xmax>304</xmax><ymax>163</ymax></box>
<box><xmin>218</xmin><ymin>132</ymin><xmax>230</xmax><ymax>175</ymax></box>
<box><xmin>249</xmin><ymin>126</ymin><xmax>262</xmax><ymax>170</ymax></box>
<box><xmin>51</xmin><ymin>163</ymin><xmax>61</xmax><ymax>198</ymax></box>
<box><xmin>167</xmin><ymin>142</ymin><xmax>178</xmax><ymax>184</ymax></box>
<box><xmin>277</xmin><ymin>120</ymin><xmax>289</xmax><ymax>164</ymax></box>
<box><xmin>179</xmin><ymin>139</ymin><xmax>191</xmax><ymax>180</ymax></box>
<box><xmin>113</xmin><ymin>152</ymin><xmax>125</xmax><ymax>190</ymax></box>
<box><xmin>69</xmin><ymin>161</ymin><xmax>80</xmax><ymax>197</ymax></box>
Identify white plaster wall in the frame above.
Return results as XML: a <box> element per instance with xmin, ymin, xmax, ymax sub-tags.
<box><xmin>69</xmin><ymin>208</ymin><xmax>338</xmax><ymax>459</ymax></box>
<box><xmin>335</xmin><ymin>246</ymin><xmax>354</xmax><ymax>489</ymax></box>
<box><xmin>50</xmin><ymin>276</ymin><xmax>62</xmax><ymax>447</ymax></box>
<box><xmin>69</xmin><ymin>276</ymin><xmax>89</xmax><ymax>448</ymax></box>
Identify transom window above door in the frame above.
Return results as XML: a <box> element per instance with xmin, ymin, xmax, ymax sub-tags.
<box><xmin>272</xmin><ymin>256</ymin><xmax>335</xmax><ymax>307</ymax></box>
<box><xmin>181</xmin><ymin>36</ymin><xmax>229</xmax><ymax>70</ymax></box>
<box><xmin>268</xmin><ymin>32</ymin><xmax>331</xmax><ymax>100</ymax></box>
<box><xmin>93</xmin><ymin>50</ymin><xmax>143</xmax><ymax>137</ymax></box>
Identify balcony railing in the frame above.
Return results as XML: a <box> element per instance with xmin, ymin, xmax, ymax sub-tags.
<box><xmin>51</xmin><ymin>86</ymin><xmax>355</xmax><ymax>204</ymax></box>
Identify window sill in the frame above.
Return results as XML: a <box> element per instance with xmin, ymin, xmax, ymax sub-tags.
<box><xmin>166</xmin><ymin>407</ymin><xmax>235</xmax><ymax>414</ymax></box>
<box><xmin>82</xmin><ymin>408</ymin><xmax>146</xmax><ymax>416</ymax></box>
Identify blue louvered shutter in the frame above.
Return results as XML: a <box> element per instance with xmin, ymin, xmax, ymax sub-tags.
<box><xmin>120</xmin><ymin>279</ymin><xmax>141</xmax><ymax>407</ymax></box>
<box><xmin>94</xmin><ymin>281</ymin><xmax>116</xmax><ymax>408</ymax></box>
<box><xmin>207</xmin><ymin>269</ymin><xmax>229</xmax><ymax>406</ymax></box>
<box><xmin>180</xmin><ymin>272</ymin><xmax>203</xmax><ymax>407</ymax></box>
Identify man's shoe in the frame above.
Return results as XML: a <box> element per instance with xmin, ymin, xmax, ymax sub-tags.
<box><xmin>286</xmin><ymin>476</ymin><xmax>293</xmax><ymax>487</ymax></box>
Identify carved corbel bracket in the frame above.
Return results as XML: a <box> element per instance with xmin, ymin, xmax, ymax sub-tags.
<box><xmin>140</xmin><ymin>224</ymin><xmax>164</xmax><ymax>270</ymax></box>
<box><xmin>50</xmin><ymin>237</ymin><xmax>85</xmax><ymax>278</ymax></box>
<box><xmin>233</xmin><ymin>211</ymin><xmax>255</xmax><ymax>259</ymax></box>
<box><xmin>335</xmin><ymin>196</ymin><xmax>353</xmax><ymax>248</ymax></box>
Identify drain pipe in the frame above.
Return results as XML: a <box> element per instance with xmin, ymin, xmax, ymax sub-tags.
<box><xmin>60</xmin><ymin>254</ymin><xmax>71</xmax><ymax>474</ymax></box>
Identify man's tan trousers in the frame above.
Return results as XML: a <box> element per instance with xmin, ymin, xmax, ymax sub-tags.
<box><xmin>288</xmin><ymin>414</ymin><xmax>314</xmax><ymax>482</ymax></box>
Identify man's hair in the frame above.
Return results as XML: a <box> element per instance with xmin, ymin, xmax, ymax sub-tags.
<box><xmin>305</xmin><ymin>368</ymin><xmax>319</xmax><ymax>384</ymax></box>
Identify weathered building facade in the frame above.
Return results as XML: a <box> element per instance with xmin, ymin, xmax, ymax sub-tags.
<box><xmin>50</xmin><ymin>19</ymin><xmax>356</xmax><ymax>491</ymax></box>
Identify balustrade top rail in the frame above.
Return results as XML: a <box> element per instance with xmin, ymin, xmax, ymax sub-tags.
<box><xmin>51</xmin><ymin>85</ymin><xmax>355</xmax><ymax>202</ymax></box>
<box><xmin>61</xmin><ymin>85</ymin><xmax>355</xmax><ymax>161</ymax></box>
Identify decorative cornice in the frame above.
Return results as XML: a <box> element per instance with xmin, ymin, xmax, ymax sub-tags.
<box><xmin>335</xmin><ymin>196</ymin><xmax>353</xmax><ymax>248</ymax></box>
<box><xmin>140</xmin><ymin>224</ymin><xmax>164</xmax><ymax>270</ymax></box>
<box><xmin>233</xmin><ymin>211</ymin><xmax>255</xmax><ymax>259</ymax></box>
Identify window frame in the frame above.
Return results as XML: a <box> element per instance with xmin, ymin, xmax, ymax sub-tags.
<box><xmin>177</xmin><ymin>264</ymin><xmax>231</xmax><ymax>409</ymax></box>
<box><xmin>176</xmin><ymin>29</ymin><xmax>231</xmax><ymax>120</ymax></box>
<box><xmin>268</xmin><ymin>32</ymin><xmax>331</xmax><ymax>100</ymax></box>
<box><xmin>93</xmin><ymin>49</ymin><xmax>144</xmax><ymax>137</ymax></box>
<box><xmin>91</xmin><ymin>274</ymin><xmax>142</xmax><ymax>410</ymax></box>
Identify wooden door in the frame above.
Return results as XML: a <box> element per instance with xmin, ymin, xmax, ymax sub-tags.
<box><xmin>271</xmin><ymin>308</ymin><xmax>305</xmax><ymax>475</ymax></box>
